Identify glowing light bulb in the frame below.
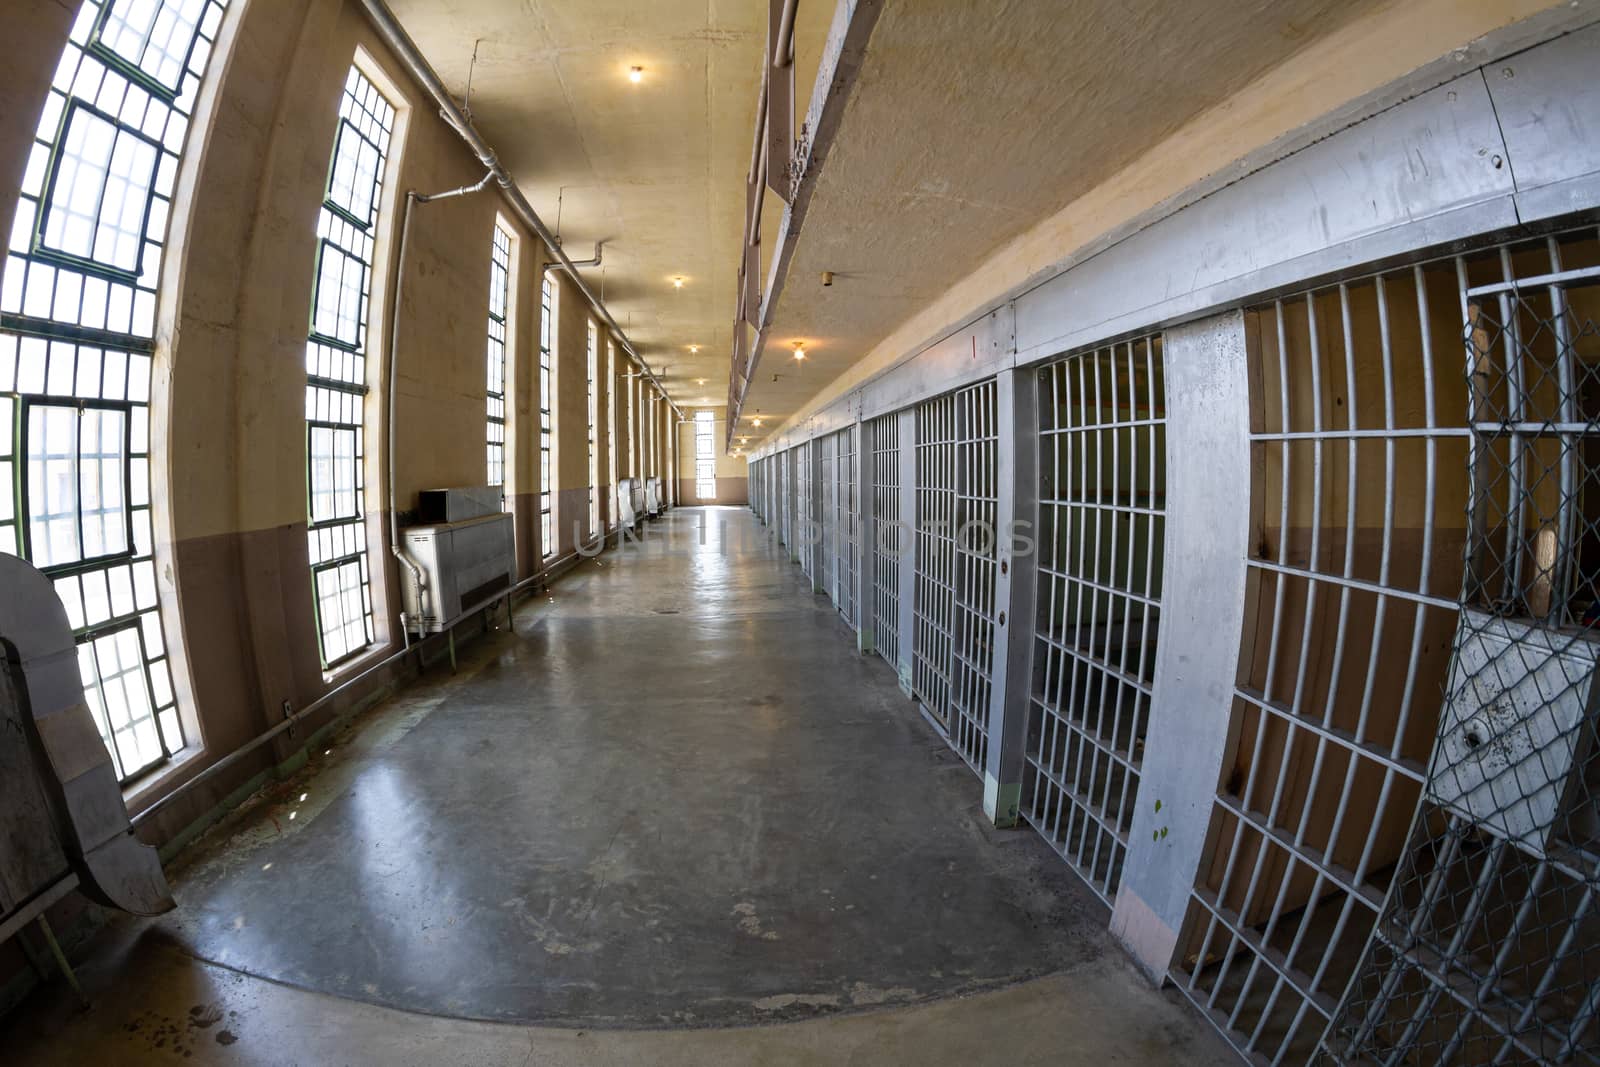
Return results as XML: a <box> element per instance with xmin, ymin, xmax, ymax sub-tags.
<box><xmin>793</xmin><ymin>343</ymin><xmax>806</xmax><ymax>361</ymax></box>
<box><xmin>628</xmin><ymin>66</ymin><xmax>644</xmax><ymax>83</ymax></box>
<box><xmin>672</xmin><ymin>277</ymin><xmax>684</xmax><ymax>289</ymax></box>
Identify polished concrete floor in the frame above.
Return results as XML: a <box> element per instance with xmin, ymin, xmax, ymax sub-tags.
<box><xmin>2</xmin><ymin>507</ymin><xmax>1232</xmax><ymax>1063</ymax></box>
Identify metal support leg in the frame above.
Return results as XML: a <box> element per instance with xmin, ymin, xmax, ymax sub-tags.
<box><xmin>36</xmin><ymin>917</ymin><xmax>88</xmax><ymax>1008</ymax></box>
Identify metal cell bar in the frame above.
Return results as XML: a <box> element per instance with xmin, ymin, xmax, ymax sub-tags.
<box><xmin>1023</xmin><ymin>336</ymin><xmax>1165</xmax><ymax>902</ymax></box>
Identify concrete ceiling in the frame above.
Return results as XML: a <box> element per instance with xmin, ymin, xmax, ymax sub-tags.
<box><xmin>736</xmin><ymin>0</ymin><xmax>1393</xmax><ymax>448</ymax></box>
<box><xmin>386</xmin><ymin>0</ymin><xmax>832</xmax><ymax>410</ymax></box>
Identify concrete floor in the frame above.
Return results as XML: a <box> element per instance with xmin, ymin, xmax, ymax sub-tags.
<box><xmin>2</xmin><ymin>507</ymin><xmax>1233</xmax><ymax>1064</ymax></box>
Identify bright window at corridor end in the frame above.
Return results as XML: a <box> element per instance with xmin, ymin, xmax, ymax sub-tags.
<box><xmin>0</xmin><ymin>0</ymin><xmax>229</xmax><ymax>784</ymax></box>
<box><xmin>695</xmin><ymin>410</ymin><xmax>715</xmax><ymax>500</ymax></box>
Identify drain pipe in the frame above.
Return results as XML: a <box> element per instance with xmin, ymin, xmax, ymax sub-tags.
<box><xmin>357</xmin><ymin>0</ymin><xmax>683</xmax><ymax>423</ymax></box>
<box><xmin>388</xmin><ymin>171</ymin><xmax>496</xmax><ymax>643</ymax></box>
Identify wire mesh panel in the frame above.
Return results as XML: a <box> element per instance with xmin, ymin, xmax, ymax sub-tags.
<box><xmin>913</xmin><ymin>380</ymin><xmax>999</xmax><ymax>773</ymax></box>
<box><xmin>871</xmin><ymin>413</ymin><xmax>901</xmax><ymax>669</ymax></box>
<box><xmin>1323</xmin><ymin>236</ymin><xmax>1600</xmax><ymax>1066</ymax></box>
<box><xmin>836</xmin><ymin>425</ymin><xmax>859</xmax><ymax>627</ymax></box>
<box><xmin>1172</xmin><ymin>233</ymin><xmax>1600</xmax><ymax>1065</ymax></box>
<box><xmin>1024</xmin><ymin>336</ymin><xmax>1167</xmax><ymax>905</ymax></box>
<box><xmin>1173</xmin><ymin>262</ymin><xmax>1474</xmax><ymax>1064</ymax></box>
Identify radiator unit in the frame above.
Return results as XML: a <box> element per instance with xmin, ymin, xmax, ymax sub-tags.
<box><xmin>401</xmin><ymin>512</ymin><xmax>515</xmax><ymax>633</ymax></box>
<box><xmin>645</xmin><ymin>477</ymin><xmax>663</xmax><ymax>517</ymax></box>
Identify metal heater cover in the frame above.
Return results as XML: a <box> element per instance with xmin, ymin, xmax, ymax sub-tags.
<box><xmin>1430</xmin><ymin>608</ymin><xmax>1597</xmax><ymax>853</ymax></box>
<box><xmin>416</xmin><ymin>486</ymin><xmax>503</xmax><ymax>524</ymax></box>
<box><xmin>401</xmin><ymin>513</ymin><xmax>515</xmax><ymax>632</ymax></box>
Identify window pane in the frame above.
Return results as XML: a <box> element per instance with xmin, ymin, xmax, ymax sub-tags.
<box><xmin>26</xmin><ymin>404</ymin><xmax>129</xmax><ymax>568</ymax></box>
<box><xmin>309</xmin><ymin>424</ymin><xmax>357</xmax><ymax>523</ymax></box>
<box><xmin>40</xmin><ymin>105</ymin><xmax>161</xmax><ymax>275</ymax></box>
<box><xmin>325</xmin><ymin>121</ymin><xmax>382</xmax><ymax>225</ymax></box>
<box><xmin>96</xmin><ymin>0</ymin><xmax>208</xmax><ymax>96</ymax></box>
<box><xmin>79</xmin><ymin>406</ymin><xmax>129</xmax><ymax>558</ymax></box>
<box><xmin>310</xmin><ymin>239</ymin><xmax>367</xmax><ymax>348</ymax></box>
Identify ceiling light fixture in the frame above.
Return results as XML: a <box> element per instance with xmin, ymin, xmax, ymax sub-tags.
<box><xmin>628</xmin><ymin>66</ymin><xmax>644</xmax><ymax>84</ymax></box>
<box><xmin>753</xmin><ymin>417</ymin><xmax>763</xmax><ymax>427</ymax></box>
<box><xmin>672</xmin><ymin>277</ymin><xmax>684</xmax><ymax>289</ymax></box>
<box><xmin>688</xmin><ymin>344</ymin><xmax>700</xmax><ymax>354</ymax></box>
<box><xmin>696</xmin><ymin>378</ymin><xmax>707</xmax><ymax>385</ymax></box>
<box><xmin>792</xmin><ymin>342</ymin><xmax>806</xmax><ymax>361</ymax></box>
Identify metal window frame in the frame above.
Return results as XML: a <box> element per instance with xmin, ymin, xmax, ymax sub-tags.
<box><xmin>309</xmin><ymin>551</ymin><xmax>375</xmax><ymax>671</ymax></box>
<box><xmin>88</xmin><ymin>0</ymin><xmax>208</xmax><ymax>103</ymax></box>
<box><xmin>80</xmin><ymin>614</ymin><xmax>175</xmax><ymax>783</ymax></box>
<box><xmin>17</xmin><ymin>395</ymin><xmax>138</xmax><ymax>576</ymax></box>
<box><xmin>32</xmin><ymin>98</ymin><xmax>166</xmax><ymax>284</ymax></box>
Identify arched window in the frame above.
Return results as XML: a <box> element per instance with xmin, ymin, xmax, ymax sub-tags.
<box><xmin>304</xmin><ymin>66</ymin><xmax>397</xmax><ymax>669</ymax></box>
<box><xmin>539</xmin><ymin>273</ymin><xmax>555</xmax><ymax>557</ymax></box>
<box><xmin>486</xmin><ymin>223</ymin><xmax>511</xmax><ymax>492</ymax></box>
<box><xmin>1</xmin><ymin>0</ymin><xmax>229</xmax><ymax>783</ymax></box>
